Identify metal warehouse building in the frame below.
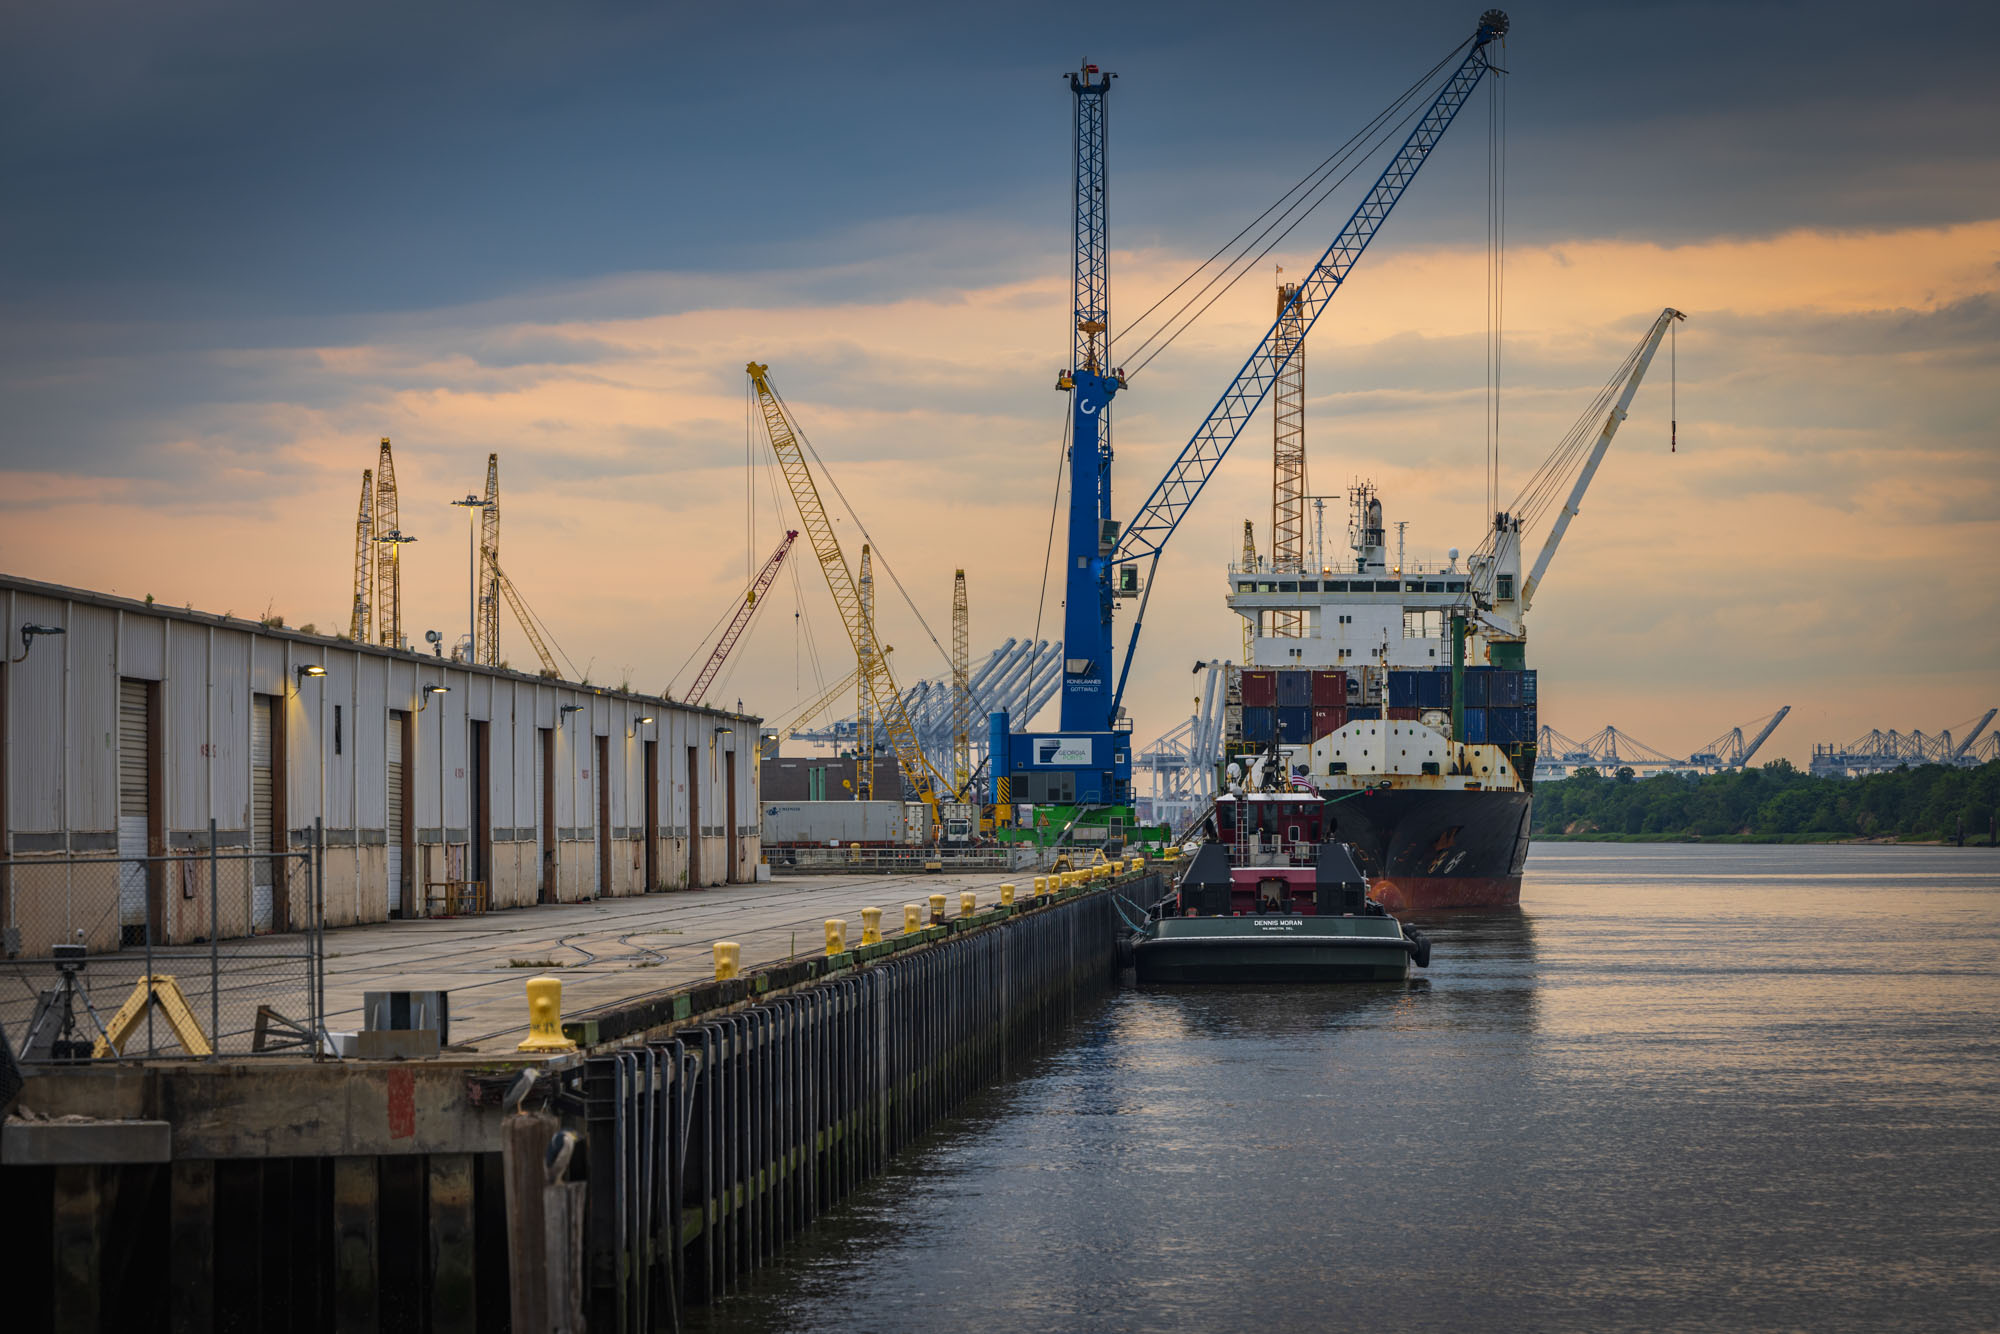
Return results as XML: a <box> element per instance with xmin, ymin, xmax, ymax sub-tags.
<box><xmin>0</xmin><ymin>573</ymin><xmax>760</xmax><ymax>954</ymax></box>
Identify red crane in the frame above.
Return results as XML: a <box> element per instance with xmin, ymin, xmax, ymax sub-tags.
<box><xmin>684</xmin><ymin>531</ymin><xmax>797</xmax><ymax>706</ymax></box>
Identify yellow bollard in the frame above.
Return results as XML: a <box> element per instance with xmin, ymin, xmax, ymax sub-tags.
<box><xmin>960</xmin><ymin>891</ymin><xmax>977</xmax><ymax>917</ymax></box>
<box><xmin>518</xmin><ymin>975</ymin><xmax>578</xmax><ymax>1053</ymax></box>
<box><xmin>713</xmin><ymin>941</ymin><xmax>741</xmax><ymax>981</ymax></box>
<box><xmin>903</xmin><ymin>903</ymin><xmax>923</xmax><ymax>934</ymax></box>
<box><xmin>1000</xmin><ymin>882</ymin><xmax>1015</xmax><ymax>906</ymax></box>
<box><xmin>825</xmin><ymin>919</ymin><xmax>846</xmax><ymax>955</ymax></box>
<box><xmin>1033</xmin><ymin>875</ymin><xmax>1049</xmax><ymax>897</ymax></box>
<box><xmin>861</xmin><ymin>907</ymin><xmax>883</xmax><ymax>945</ymax></box>
<box><xmin>928</xmin><ymin>893</ymin><xmax>947</xmax><ymax>924</ymax></box>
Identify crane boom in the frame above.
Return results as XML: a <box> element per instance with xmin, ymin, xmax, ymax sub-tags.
<box><xmin>685</xmin><ymin>531</ymin><xmax>797</xmax><ymax>707</ymax></box>
<box><xmin>482</xmin><ymin>547</ymin><xmax>561</xmax><ymax>678</ymax></box>
<box><xmin>1106</xmin><ymin>12</ymin><xmax>1509</xmax><ymax>716</ymax></box>
<box><xmin>746</xmin><ymin>362</ymin><xmax>951</xmax><ymax>811</ymax></box>
<box><xmin>1271</xmin><ymin>280</ymin><xmax>1308</xmax><ymax>634</ymax></box>
<box><xmin>349</xmin><ymin>468</ymin><xmax>373</xmax><ymax>643</ymax></box>
<box><xmin>373</xmin><ymin>438</ymin><xmax>403</xmax><ymax>649</ymax></box>
<box><xmin>1950</xmin><ymin>708</ymin><xmax>1998</xmax><ymax>760</ymax></box>
<box><xmin>1737</xmin><ymin>705</ymin><xmax>1790</xmax><ymax>767</ymax></box>
<box><xmin>1521</xmin><ymin>307</ymin><xmax>1686</xmax><ymax>610</ymax></box>
<box><xmin>478</xmin><ymin>454</ymin><xmax>502</xmax><ymax>666</ymax></box>
<box><xmin>952</xmin><ymin>570</ymin><xmax>971</xmax><ymax>796</ymax></box>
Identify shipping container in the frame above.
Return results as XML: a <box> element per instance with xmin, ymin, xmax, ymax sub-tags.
<box><xmin>1489</xmin><ymin>670</ymin><xmax>1522</xmax><ymax>708</ymax></box>
<box><xmin>1387</xmin><ymin>672</ymin><xmax>1420</xmax><ymax>709</ymax></box>
<box><xmin>1223</xmin><ymin>704</ymin><xmax>1244</xmax><ymax>737</ymax></box>
<box><xmin>1243</xmin><ymin>706</ymin><xmax>1276</xmax><ymax>743</ymax></box>
<box><xmin>1461</xmin><ymin>708</ymin><xmax>1489</xmax><ymax>744</ymax></box>
<box><xmin>1418</xmin><ymin>670</ymin><xmax>1451</xmax><ymax>709</ymax></box>
<box><xmin>1277</xmin><ymin>706</ymin><xmax>1313</xmax><ymax>742</ymax></box>
<box><xmin>1311</xmin><ymin>670</ymin><xmax>1347</xmax><ymax>706</ymax></box>
<box><xmin>1347</xmin><ymin>705</ymin><xmax>1381</xmax><ymax>721</ymax></box>
<box><xmin>1312</xmin><ymin>705</ymin><xmax>1346</xmax><ymax>739</ymax></box>
<box><xmin>1276</xmin><ymin>671</ymin><xmax>1313</xmax><ymax>708</ymax></box>
<box><xmin>1240</xmin><ymin>670</ymin><xmax>1277</xmax><ymax>707</ymax></box>
<box><xmin>1520</xmin><ymin>669</ymin><xmax>1538</xmax><ymax>704</ymax></box>
<box><xmin>1460</xmin><ymin>669</ymin><xmax>1491</xmax><ymax>708</ymax></box>
<box><xmin>1386</xmin><ymin>706</ymin><xmax>1422</xmax><ymax>721</ymax></box>
<box><xmin>1488</xmin><ymin>706</ymin><xmax>1526</xmax><ymax>745</ymax></box>
<box><xmin>762</xmin><ymin>800</ymin><xmax>908</xmax><ymax>845</ymax></box>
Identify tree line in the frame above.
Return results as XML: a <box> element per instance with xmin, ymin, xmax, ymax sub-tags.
<box><xmin>1530</xmin><ymin>759</ymin><xmax>2000</xmax><ymax>844</ymax></box>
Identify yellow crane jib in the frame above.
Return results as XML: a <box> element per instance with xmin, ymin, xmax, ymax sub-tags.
<box><xmin>745</xmin><ymin>362</ymin><xmax>951</xmax><ymax>813</ymax></box>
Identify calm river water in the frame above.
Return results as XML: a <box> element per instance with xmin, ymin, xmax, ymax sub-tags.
<box><xmin>693</xmin><ymin>843</ymin><xmax>2000</xmax><ymax>1333</ymax></box>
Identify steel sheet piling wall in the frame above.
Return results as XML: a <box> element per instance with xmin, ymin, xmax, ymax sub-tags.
<box><xmin>578</xmin><ymin>885</ymin><xmax>1126</xmax><ymax>1331</ymax></box>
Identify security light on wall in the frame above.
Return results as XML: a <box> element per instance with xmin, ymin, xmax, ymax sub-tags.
<box><xmin>631</xmin><ymin>715</ymin><xmax>655</xmax><ymax>737</ymax></box>
<box><xmin>296</xmin><ymin>664</ymin><xmax>327</xmax><ymax>679</ymax></box>
<box><xmin>11</xmin><ymin>623</ymin><xmax>64</xmax><ymax>664</ymax></box>
<box><xmin>559</xmin><ymin>704</ymin><xmax>585</xmax><ymax>725</ymax></box>
<box><xmin>418</xmin><ymin>683</ymin><xmax>450</xmax><ymax>712</ymax></box>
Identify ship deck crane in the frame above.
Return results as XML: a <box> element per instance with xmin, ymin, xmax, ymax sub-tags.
<box><xmin>747</xmin><ymin>363</ymin><xmax>952</xmax><ymax>813</ymax></box>
<box><xmin>682</xmin><ymin>530</ymin><xmax>797</xmax><ymax>708</ymax></box>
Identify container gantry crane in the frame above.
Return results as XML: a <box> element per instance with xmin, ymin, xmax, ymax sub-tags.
<box><xmin>998</xmin><ymin>11</ymin><xmax>1511</xmax><ymax>811</ymax></box>
<box><xmin>746</xmin><ymin>362</ymin><xmax>952</xmax><ymax>814</ymax></box>
<box><xmin>682</xmin><ymin>530</ymin><xmax>797</xmax><ymax>708</ymax></box>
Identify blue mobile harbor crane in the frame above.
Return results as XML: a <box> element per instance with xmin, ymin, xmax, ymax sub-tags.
<box><xmin>993</xmin><ymin>12</ymin><xmax>1511</xmax><ymax>844</ymax></box>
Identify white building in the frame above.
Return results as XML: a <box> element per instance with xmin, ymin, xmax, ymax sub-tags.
<box><xmin>1</xmin><ymin>573</ymin><xmax>760</xmax><ymax>954</ymax></box>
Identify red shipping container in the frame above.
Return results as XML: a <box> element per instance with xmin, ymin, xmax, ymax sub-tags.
<box><xmin>1386</xmin><ymin>706</ymin><xmax>1422</xmax><ymax>720</ymax></box>
<box><xmin>1312</xmin><ymin>706</ymin><xmax>1346</xmax><ymax>739</ymax></box>
<box><xmin>1311</xmin><ymin>670</ymin><xmax>1348</xmax><ymax>706</ymax></box>
<box><xmin>1240</xmin><ymin>670</ymin><xmax>1277</xmax><ymax>707</ymax></box>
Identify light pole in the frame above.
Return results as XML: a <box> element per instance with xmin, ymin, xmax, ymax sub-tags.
<box><xmin>450</xmin><ymin>494</ymin><xmax>491</xmax><ymax>663</ymax></box>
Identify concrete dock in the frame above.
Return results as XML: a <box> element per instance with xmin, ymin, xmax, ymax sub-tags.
<box><xmin>322</xmin><ymin>870</ymin><xmax>1036</xmax><ymax>1051</ymax></box>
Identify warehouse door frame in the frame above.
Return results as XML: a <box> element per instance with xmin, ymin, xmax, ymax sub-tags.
<box><xmin>469</xmin><ymin>718</ymin><xmax>490</xmax><ymax>886</ymax></box>
<box><xmin>595</xmin><ymin>735</ymin><xmax>611</xmax><ymax>898</ymax></box>
<box><xmin>388</xmin><ymin>709</ymin><xmax>414</xmax><ymax>918</ymax></box>
<box><xmin>643</xmin><ymin>738</ymin><xmax>659</xmax><ymax>891</ymax></box>
<box><xmin>725</xmin><ymin>749</ymin><xmax>737</xmax><ymax>884</ymax></box>
<box><xmin>686</xmin><ymin>746</ymin><xmax>701</xmax><ymax>887</ymax></box>
<box><xmin>538</xmin><ymin>726</ymin><xmax>555</xmax><ymax>904</ymax></box>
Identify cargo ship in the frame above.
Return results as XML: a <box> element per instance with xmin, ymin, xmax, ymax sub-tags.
<box><xmin>1217</xmin><ymin>483</ymin><xmax>1538</xmax><ymax>910</ymax></box>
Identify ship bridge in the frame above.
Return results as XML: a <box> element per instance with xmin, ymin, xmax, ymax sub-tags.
<box><xmin>1227</xmin><ymin>562</ymin><xmax>1471</xmax><ymax>670</ymax></box>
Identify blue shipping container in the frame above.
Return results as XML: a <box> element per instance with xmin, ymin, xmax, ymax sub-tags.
<box><xmin>1387</xmin><ymin>672</ymin><xmax>1420</xmax><ymax>708</ymax></box>
<box><xmin>1461</xmin><ymin>670</ymin><xmax>1491</xmax><ymax>708</ymax></box>
<box><xmin>1418</xmin><ymin>671</ymin><xmax>1451</xmax><ymax>708</ymax></box>
<box><xmin>1243</xmin><ymin>706</ymin><xmax>1275</xmax><ymax>742</ymax></box>
<box><xmin>1521</xmin><ymin>669</ymin><xmax>1538</xmax><ymax>704</ymax></box>
<box><xmin>1276</xmin><ymin>671</ymin><xmax>1313</xmax><ymax>707</ymax></box>
<box><xmin>1277</xmin><ymin>706</ymin><xmax>1313</xmax><ymax>741</ymax></box>
<box><xmin>1490</xmin><ymin>670</ymin><xmax>1522</xmax><ymax>708</ymax></box>
<box><xmin>1462</xmin><ymin>707</ymin><xmax>1488</xmax><ymax>743</ymax></box>
<box><xmin>1488</xmin><ymin>706</ymin><xmax>1526</xmax><ymax>744</ymax></box>
<box><xmin>1347</xmin><ymin>705</ymin><xmax>1381</xmax><ymax>721</ymax></box>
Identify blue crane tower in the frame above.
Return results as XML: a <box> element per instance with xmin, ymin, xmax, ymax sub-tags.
<box><xmin>997</xmin><ymin>12</ymin><xmax>1511</xmax><ymax>839</ymax></box>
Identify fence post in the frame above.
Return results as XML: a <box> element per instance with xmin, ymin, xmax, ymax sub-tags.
<box><xmin>143</xmin><ymin>846</ymin><xmax>156</xmax><ymax>1060</ymax></box>
<box><xmin>314</xmin><ymin>817</ymin><xmax>326</xmax><ymax>1056</ymax></box>
<box><xmin>208</xmin><ymin>819</ymin><xmax>219</xmax><ymax>1062</ymax></box>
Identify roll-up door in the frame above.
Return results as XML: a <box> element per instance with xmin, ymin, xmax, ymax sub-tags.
<box><xmin>251</xmin><ymin>696</ymin><xmax>275</xmax><ymax>930</ymax></box>
<box><xmin>387</xmin><ymin>712</ymin><xmax>406</xmax><ymax>913</ymax></box>
<box><xmin>117</xmin><ymin>679</ymin><xmax>150</xmax><ymax>932</ymax></box>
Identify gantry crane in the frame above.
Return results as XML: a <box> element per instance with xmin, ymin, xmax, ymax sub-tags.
<box><xmin>1271</xmin><ymin>279</ymin><xmax>1308</xmax><ymax>635</ymax></box>
<box><xmin>349</xmin><ymin>468</ymin><xmax>373</xmax><ymax>642</ymax></box>
<box><xmin>683</xmin><ymin>531</ymin><xmax>797</xmax><ymax>708</ymax></box>
<box><xmin>477</xmin><ymin>453</ymin><xmax>501</xmax><ymax>666</ymax></box>
<box><xmin>999</xmin><ymin>14</ymin><xmax>1511</xmax><ymax>815</ymax></box>
<box><xmin>746</xmin><ymin>362</ymin><xmax>952</xmax><ymax>813</ymax></box>
<box><xmin>952</xmin><ymin>569</ymin><xmax>971</xmax><ymax>796</ymax></box>
<box><xmin>373</xmin><ymin>438</ymin><xmax>406</xmax><ymax>649</ymax></box>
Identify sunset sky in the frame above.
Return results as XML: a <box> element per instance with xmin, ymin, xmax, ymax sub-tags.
<box><xmin>3</xmin><ymin>0</ymin><xmax>1994</xmax><ymax>767</ymax></box>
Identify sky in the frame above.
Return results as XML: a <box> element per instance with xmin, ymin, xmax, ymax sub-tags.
<box><xmin>2</xmin><ymin>0</ymin><xmax>1995</xmax><ymax>769</ymax></box>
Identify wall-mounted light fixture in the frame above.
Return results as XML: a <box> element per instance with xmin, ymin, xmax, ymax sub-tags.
<box><xmin>630</xmin><ymin>715</ymin><xmax>655</xmax><ymax>737</ymax></box>
<box><xmin>559</xmin><ymin>704</ymin><xmax>585</xmax><ymax>725</ymax></box>
<box><xmin>11</xmin><ymin>623</ymin><xmax>64</xmax><ymax>664</ymax></box>
<box><xmin>418</xmin><ymin>683</ymin><xmax>450</xmax><ymax>712</ymax></box>
<box><xmin>296</xmin><ymin>664</ymin><xmax>327</xmax><ymax>680</ymax></box>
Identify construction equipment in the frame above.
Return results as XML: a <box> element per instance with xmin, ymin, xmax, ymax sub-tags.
<box><xmin>746</xmin><ymin>362</ymin><xmax>951</xmax><ymax>813</ymax></box>
<box><xmin>373</xmin><ymin>438</ymin><xmax>408</xmax><ymax>650</ymax></box>
<box><xmin>683</xmin><ymin>531</ymin><xmax>797</xmax><ymax>708</ymax></box>
<box><xmin>1271</xmin><ymin>279</ymin><xmax>1308</xmax><ymax>635</ymax></box>
<box><xmin>478</xmin><ymin>453</ymin><xmax>501</xmax><ymax>666</ymax></box>
<box><xmin>1239</xmin><ymin>520</ymin><xmax>1258</xmax><ymax>660</ymax></box>
<box><xmin>482</xmin><ymin>546</ymin><xmax>563</xmax><ymax>678</ymax></box>
<box><xmin>767</xmin><ymin>664</ymin><xmax>867</xmax><ymax>747</ymax></box>
<box><xmin>349</xmin><ymin>468</ymin><xmax>373</xmax><ymax>642</ymax></box>
<box><xmin>952</xmin><ymin>570</ymin><xmax>971</xmax><ymax>797</ymax></box>
<box><xmin>1001</xmin><ymin>14</ymin><xmax>1512</xmax><ymax>815</ymax></box>
<box><xmin>857</xmin><ymin>544</ymin><xmax>876</xmax><ymax>801</ymax></box>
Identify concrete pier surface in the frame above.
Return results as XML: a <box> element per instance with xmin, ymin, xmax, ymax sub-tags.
<box><xmin>321</xmin><ymin>870</ymin><xmax>1035</xmax><ymax>1051</ymax></box>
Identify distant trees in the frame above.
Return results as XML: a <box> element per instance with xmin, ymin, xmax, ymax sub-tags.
<box><xmin>1532</xmin><ymin>759</ymin><xmax>2000</xmax><ymax>843</ymax></box>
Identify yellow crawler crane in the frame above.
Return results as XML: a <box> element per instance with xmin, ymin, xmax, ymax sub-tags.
<box><xmin>746</xmin><ymin>362</ymin><xmax>950</xmax><ymax>816</ymax></box>
<box><xmin>373</xmin><ymin>438</ymin><xmax>404</xmax><ymax>649</ymax></box>
<box><xmin>952</xmin><ymin>569</ymin><xmax>971</xmax><ymax>797</ymax></box>
<box><xmin>856</xmin><ymin>544</ymin><xmax>875</xmax><ymax>802</ymax></box>
<box><xmin>349</xmin><ymin>468</ymin><xmax>373</xmax><ymax>642</ymax></box>
<box><xmin>482</xmin><ymin>546</ymin><xmax>562</xmax><ymax>678</ymax></box>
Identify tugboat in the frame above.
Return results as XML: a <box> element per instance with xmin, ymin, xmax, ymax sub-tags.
<box><xmin>1132</xmin><ymin>778</ymin><xmax>1432</xmax><ymax>984</ymax></box>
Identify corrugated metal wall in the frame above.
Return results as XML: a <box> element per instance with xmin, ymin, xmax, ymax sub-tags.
<box><xmin>2</xmin><ymin>578</ymin><xmax>762</xmax><ymax>935</ymax></box>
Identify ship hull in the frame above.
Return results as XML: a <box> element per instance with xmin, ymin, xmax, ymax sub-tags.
<box><xmin>1134</xmin><ymin>917</ymin><xmax>1413</xmax><ymax>984</ymax></box>
<box><xmin>1319</xmin><ymin>787</ymin><xmax>1532</xmax><ymax>911</ymax></box>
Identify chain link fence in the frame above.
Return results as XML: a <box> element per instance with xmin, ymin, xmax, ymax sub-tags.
<box><xmin>1</xmin><ymin>823</ymin><xmax>324</xmax><ymax>1063</ymax></box>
